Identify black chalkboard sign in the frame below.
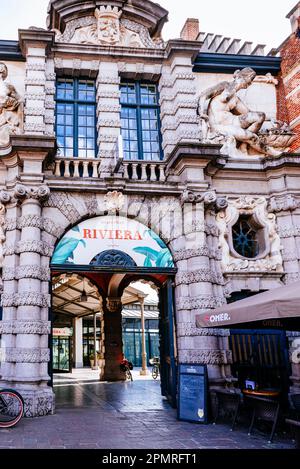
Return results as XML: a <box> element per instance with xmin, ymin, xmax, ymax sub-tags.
<box><xmin>177</xmin><ymin>364</ymin><xmax>208</xmax><ymax>424</ymax></box>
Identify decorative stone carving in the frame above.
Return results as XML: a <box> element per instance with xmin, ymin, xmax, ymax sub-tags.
<box><xmin>198</xmin><ymin>67</ymin><xmax>295</xmax><ymax>158</ymax></box>
<box><xmin>0</xmin><ymin>62</ymin><xmax>23</xmax><ymax>147</ymax></box>
<box><xmin>176</xmin><ymin>269</ymin><xmax>224</xmax><ymax>286</ymax></box>
<box><xmin>173</xmin><ymin>247</ymin><xmax>222</xmax><ymax>262</ymax></box>
<box><xmin>14</xmin><ymin>185</ymin><xmax>50</xmax><ymax>202</ymax></box>
<box><xmin>106</xmin><ymin>297</ymin><xmax>122</xmax><ymax>313</ymax></box>
<box><xmin>44</xmin><ymin>192</ymin><xmax>81</xmax><ymax>224</ymax></box>
<box><xmin>177</xmin><ymin>323</ymin><xmax>230</xmax><ymax>337</ymax></box>
<box><xmin>0</xmin><ymin>320</ymin><xmax>50</xmax><ymax>335</ymax></box>
<box><xmin>104</xmin><ymin>191</ymin><xmax>125</xmax><ymax>212</ymax></box>
<box><xmin>180</xmin><ymin>349</ymin><xmax>232</xmax><ymax>365</ymax></box>
<box><xmin>2</xmin><ymin>265</ymin><xmax>50</xmax><ymax>281</ymax></box>
<box><xmin>216</xmin><ymin>196</ymin><xmax>284</xmax><ymax>273</ymax></box>
<box><xmin>55</xmin><ymin>7</ymin><xmax>164</xmax><ymax>49</ymax></box>
<box><xmin>268</xmin><ymin>195</ymin><xmax>299</xmax><ymax>213</ymax></box>
<box><xmin>1</xmin><ymin>292</ymin><xmax>50</xmax><ymax>308</ymax></box>
<box><xmin>4</xmin><ymin>348</ymin><xmax>50</xmax><ymax>363</ymax></box>
<box><xmin>177</xmin><ymin>295</ymin><xmax>226</xmax><ymax>311</ymax></box>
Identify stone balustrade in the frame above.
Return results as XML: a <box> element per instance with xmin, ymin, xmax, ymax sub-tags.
<box><xmin>54</xmin><ymin>157</ymin><xmax>100</xmax><ymax>178</ymax></box>
<box><xmin>123</xmin><ymin>160</ymin><xmax>166</xmax><ymax>182</ymax></box>
<box><xmin>53</xmin><ymin>157</ymin><xmax>167</xmax><ymax>182</ymax></box>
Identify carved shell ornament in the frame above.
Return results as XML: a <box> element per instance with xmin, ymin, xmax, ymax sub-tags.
<box><xmin>54</xmin><ymin>6</ymin><xmax>164</xmax><ymax>49</ymax></box>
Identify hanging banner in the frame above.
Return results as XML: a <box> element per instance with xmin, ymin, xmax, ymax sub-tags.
<box><xmin>51</xmin><ymin>216</ymin><xmax>174</xmax><ymax>268</ymax></box>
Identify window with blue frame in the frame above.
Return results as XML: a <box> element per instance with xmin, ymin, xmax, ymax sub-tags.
<box><xmin>120</xmin><ymin>81</ymin><xmax>162</xmax><ymax>161</ymax></box>
<box><xmin>56</xmin><ymin>78</ymin><xmax>97</xmax><ymax>158</ymax></box>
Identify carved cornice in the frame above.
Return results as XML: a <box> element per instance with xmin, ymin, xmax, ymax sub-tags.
<box><xmin>0</xmin><ymin>320</ymin><xmax>50</xmax><ymax>335</ymax></box>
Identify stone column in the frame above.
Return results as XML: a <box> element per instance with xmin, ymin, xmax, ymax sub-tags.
<box><xmin>102</xmin><ymin>297</ymin><xmax>124</xmax><ymax>381</ymax></box>
<box><xmin>0</xmin><ymin>184</ymin><xmax>54</xmax><ymax>417</ymax></box>
<box><xmin>74</xmin><ymin>317</ymin><xmax>83</xmax><ymax>368</ymax></box>
<box><xmin>96</xmin><ymin>62</ymin><xmax>121</xmax><ymax>177</ymax></box>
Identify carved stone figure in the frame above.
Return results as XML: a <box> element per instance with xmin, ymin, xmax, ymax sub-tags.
<box><xmin>0</xmin><ymin>63</ymin><xmax>22</xmax><ymax>146</ymax></box>
<box><xmin>55</xmin><ymin>7</ymin><xmax>164</xmax><ymax>49</ymax></box>
<box><xmin>198</xmin><ymin>67</ymin><xmax>295</xmax><ymax>158</ymax></box>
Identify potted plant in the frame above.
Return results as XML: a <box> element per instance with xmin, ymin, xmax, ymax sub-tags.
<box><xmin>89</xmin><ymin>353</ymin><xmax>96</xmax><ymax>368</ymax></box>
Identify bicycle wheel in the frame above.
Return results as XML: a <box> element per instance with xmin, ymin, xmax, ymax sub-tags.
<box><xmin>126</xmin><ymin>369</ymin><xmax>133</xmax><ymax>381</ymax></box>
<box><xmin>152</xmin><ymin>366</ymin><xmax>159</xmax><ymax>380</ymax></box>
<box><xmin>0</xmin><ymin>389</ymin><xmax>24</xmax><ymax>428</ymax></box>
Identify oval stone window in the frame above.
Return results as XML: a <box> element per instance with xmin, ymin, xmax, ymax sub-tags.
<box><xmin>232</xmin><ymin>215</ymin><xmax>260</xmax><ymax>259</ymax></box>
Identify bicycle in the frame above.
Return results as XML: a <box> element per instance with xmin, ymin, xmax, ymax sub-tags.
<box><xmin>150</xmin><ymin>357</ymin><xmax>160</xmax><ymax>380</ymax></box>
<box><xmin>0</xmin><ymin>389</ymin><xmax>24</xmax><ymax>428</ymax></box>
<box><xmin>120</xmin><ymin>360</ymin><xmax>133</xmax><ymax>382</ymax></box>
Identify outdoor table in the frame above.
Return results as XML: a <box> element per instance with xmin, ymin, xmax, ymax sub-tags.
<box><xmin>243</xmin><ymin>389</ymin><xmax>280</xmax><ymax>399</ymax></box>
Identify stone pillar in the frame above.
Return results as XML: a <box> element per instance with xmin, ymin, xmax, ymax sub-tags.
<box><xmin>287</xmin><ymin>331</ymin><xmax>300</xmax><ymax>394</ymax></box>
<box><xmin>0</xmin><ymin>184</ymin><xmax>54</xmax><ymax>417</ymax></box>
<box><xmin>74</xmin><ymin>317</ymin><xmax>83</xmax><ymax>368</ymax></box>
<box><xmin>159</xmin><ymin>47</ymin><xmax>200</xmax><ymax>158</ymax></box>
<box><xmin>172</xmin><ymin>196</ymin><xmax>230</xmax><ymax>390</ymax></box>
<box><xmin>96</xmin><ymin>62</ymin><xmax>121</xmax><ymax>177</ymax></box>
<box><xmin>102</xmin><ymin>297</ymin><xmax>124</xmax><ymax>381</ymax></box>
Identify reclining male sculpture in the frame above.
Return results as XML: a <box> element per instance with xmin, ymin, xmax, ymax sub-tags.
<box><xmin>198</xmin><ymin>67</ymin><xmax>295</xmax><ymax>158</ymax></box>
<box><xmin>0</xmin><ymin>62</ymin><xmax>22</xmax><ymax>147</ymax></box>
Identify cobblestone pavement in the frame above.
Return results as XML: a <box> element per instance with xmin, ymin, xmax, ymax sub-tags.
<box><xmin>0</xmin><ymin>373</ymin><xmax>295</xmax><ymax>449</ymax></box>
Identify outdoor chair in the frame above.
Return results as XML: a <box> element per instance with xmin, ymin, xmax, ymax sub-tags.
<box><xmin>290</xmin><ymin>393</ymin><xmax>300</xmax><ymax>420</ymax></box>
<box><xmin>213</xmin><ymin>389</ymin><xmax>242</xmax><ymax>431</ymax></box>
<box><xmin>286</xmin><ymin>418</ymin><xmax>300</xmax><ymax>449</ymax></box>
<box><xmin>245</xmin><ymin>395</ymin><xmax>280</xmax><ymax>443</ymax></box>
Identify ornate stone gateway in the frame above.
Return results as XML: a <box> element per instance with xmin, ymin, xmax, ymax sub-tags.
<box><xmin>50</xmin><ymin>215</ymin><xmax>177</xmax><ymax>406</ymax></box>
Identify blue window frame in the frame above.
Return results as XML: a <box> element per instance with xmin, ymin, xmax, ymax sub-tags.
<box><xmin>120</xmin><ymin>81</ymin><xmax>163</xmax><ymax>161</ymax></box>
<box><xmin>56</xmin><ymin>78</ymin><xmax>97</xmax><ymax>158</ymax></box>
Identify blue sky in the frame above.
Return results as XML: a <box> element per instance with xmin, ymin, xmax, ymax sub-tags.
<box><xmin>0</xmin><ymin>0</ymin><xmax>297</xmax><ymax>51</ymax></box>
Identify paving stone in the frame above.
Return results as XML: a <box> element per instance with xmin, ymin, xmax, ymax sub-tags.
<box><xmin>0</xmin><ymin>379</ymin><xmax>295</xmax><ymax>449</ymax></box>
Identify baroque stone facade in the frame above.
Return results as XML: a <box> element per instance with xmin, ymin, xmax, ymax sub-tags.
<box><xmin>0</xmin><ymin>0</ymin><xmax>300</xmax><ymax>416</ymax></box>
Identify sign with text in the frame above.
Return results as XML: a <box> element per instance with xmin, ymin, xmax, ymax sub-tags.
<box><xmin>178</xmin><ymin>364</ymin><xmax>208</xmax><ymax>424</ymax></box>
<box><xmin>53</xmin><ymin>328</ymin><xmax>73</xmax><ymax>337</ymax></box>
<box><xmin>51</xmin><ymin>216</ymin><xmax>174</xmax><ymax>268</ymax></box>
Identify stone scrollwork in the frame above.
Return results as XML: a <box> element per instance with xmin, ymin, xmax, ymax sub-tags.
<box><xmin>181</xmin><ymin>190</ymin><xmax>228</xmax><ymax>212</ymax></box>
<box><xmin>54</xmin><ymin>7</ymin><xmax>164</xmax><ymax>49</ymax></box>
<box><xmin>216</xmin><ymin>196</ymin><xmax>284</xmax><ymax>273</ymax></box>
<box><xmin>0</xmin><ymin>191</ymin><xmax>10</xmax><ymax>268</ymax></box>
<box><xmin>198</xmin><ymin>67</ymin><xmax>295</xmax><ymax>158</ymax></box>
<box><xmin>14</xmin><ymin>184</ymin><xmax>50</xmax><ymax>202</ymax></box>
<box><xmin>180</xmin><ymin>349</ymin><xmax>232</xmax><ymax>365</ymax></box>
<box><xmin>0</xmin><ymin>62</ymin><xmax>23</xmax><ymax>147</ymax></box>
<box><xmin>4</xmin><ymin>348</ymin><xmax>50</xmax><ymax>363</ymax></box>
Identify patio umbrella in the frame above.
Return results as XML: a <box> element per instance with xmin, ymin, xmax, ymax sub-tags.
<box><xmin>196</xmin><ymin>281</ymin><xmax>300</xmax><ymax>329</ymax></box>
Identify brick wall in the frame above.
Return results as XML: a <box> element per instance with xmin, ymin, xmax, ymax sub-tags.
<box><xmin>279</xmin><ymin>31</ymin><xmax>300</xmax><ymax>152</ymax></box>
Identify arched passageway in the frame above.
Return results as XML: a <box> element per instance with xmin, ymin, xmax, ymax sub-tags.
<box><xmin>50</xmin><ymin>215</ymin><xmax>177</xmax><ymax>407</ymax></box>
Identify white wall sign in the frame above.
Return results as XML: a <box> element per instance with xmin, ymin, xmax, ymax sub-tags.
<box><xmin>52</xmin><ymin>216</ymin><xmax>174</xmax><ymax>268</ymax></box>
